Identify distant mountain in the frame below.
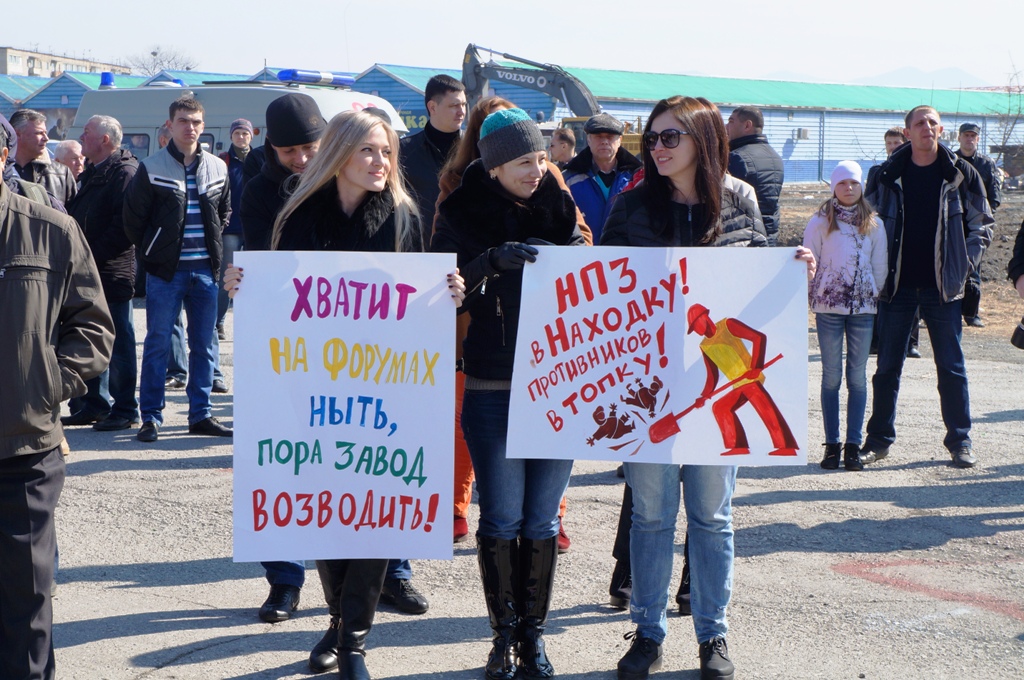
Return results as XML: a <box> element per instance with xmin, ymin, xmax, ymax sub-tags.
<box><xmin>853</xmin><ymin>67</ymin><xmax>991</xmax><ymax>90</ymax></box>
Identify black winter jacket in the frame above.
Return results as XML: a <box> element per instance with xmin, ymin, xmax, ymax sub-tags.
<box><xmin>123</xmin><ymin>141</ymin><xmax>230</xmax><ymax>282</ymax></box>
<box><xmin>400</xmin><ymin>127</ymin><xmax>458</xmax><ymax>240</ymax></box>
<box><xmin>240</xmin><ymin>146</ymin><xmax>292</xmax><ymax>251</ymax></box>
<box><xmin>955</xmin><ymin>149</ymin><xmax>1001</xmax><ymax>211</ymax></box>
<box><xmin>600</xmin><ymin>176</ymin><xmax>767</xmax><ymax>248</ymax></box>
<box><xmin>275</xmin><ymin>183</ymin><xmax>421</xmax><ymax>253</ymax></box>
<box><xmin>868</xmin><ymin>143</ymin><xmax>993</xmax><ymax>302</ymax></box>
<box><xmin>67</xmin><ymin>149</ymin><xmax>139</xmax><ymax>302</ymax></box>
<box><xmin>1007</xmin><ymin>219</ymin><xmax>1024</xmax><ymax>285</ymax></box>
<box><xmin>15</xmin><ymin>155</ymin><xmax>77</xmax><ymax>208</ymax></box>
<box><xmin>432</xmin><ymin>160</ymin><xmax>586</xmax><ymax>381</ymax></box>
<box><xmin>727</xmin><ymin>134</ymin><xmax>784</xmax><ymax>237</ymax></box>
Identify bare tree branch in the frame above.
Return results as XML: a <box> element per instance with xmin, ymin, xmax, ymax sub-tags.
<box><xmin>124</xmin><ymin>46</ymin><xmax>199</xmax><ymax>77</ymax></box>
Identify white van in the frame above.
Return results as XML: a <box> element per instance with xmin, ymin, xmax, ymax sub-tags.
<box><xmin>69</xmin><ymin>82</ymin><xmax>408</xmax><ymax>159</ymax></box>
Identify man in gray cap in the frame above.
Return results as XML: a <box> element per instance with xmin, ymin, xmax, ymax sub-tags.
<box><xmin>954</xmin><ymin>122</ymin><xmax>1001</xmax><ymax>327</ymax></box>
<box><xmin>562</xmin><ymin>112</ymin><xmax>641</xmax><ymax>242</ymax></box>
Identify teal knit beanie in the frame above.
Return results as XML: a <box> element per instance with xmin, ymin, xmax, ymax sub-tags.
<box><xmin>478</xmin><ymin>108</ymin><xmax>546</xmax><ymax>171</ymax></box>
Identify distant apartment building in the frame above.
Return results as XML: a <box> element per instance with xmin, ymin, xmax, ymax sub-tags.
<box><xmin>1</xmin><ymin>46</ymin><xmax>130</xmax><ymax>78</ymax></box>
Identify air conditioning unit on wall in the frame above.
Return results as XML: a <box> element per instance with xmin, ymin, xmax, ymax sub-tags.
<box><xmin>791</xmin><ymin>128</ymin><xmax>810</xmax><ymax>141</ymax></box>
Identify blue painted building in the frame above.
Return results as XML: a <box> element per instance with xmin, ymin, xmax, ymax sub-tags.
<box><xmin>0</xmin><ymin>74</ymin><xmax>49</xmax><ymax>118</ymax></box>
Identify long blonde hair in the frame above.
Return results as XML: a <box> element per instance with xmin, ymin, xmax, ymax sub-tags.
<box><xmin>817</xmin><ymin>193</ymin><xmax>877</xmax><ymax>235</ymax></box>
<box><xmin>271</xmin><ymin>110</ymin><xmax>419</xmax><ymax>251</ymax></box>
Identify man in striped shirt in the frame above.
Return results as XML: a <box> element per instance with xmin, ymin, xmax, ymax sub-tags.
<box><xmin>124</xmin><ymin>95</ymin><xmax>232</xmax><ymax>442</ymax></box>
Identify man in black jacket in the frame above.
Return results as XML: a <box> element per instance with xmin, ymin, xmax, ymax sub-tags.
<box><xmin>124</xmin><ymin>95</ymin><xmax>232</xmax><ymax>443</ymax></box>
<box><xmin>64</xmin><ymin>115</ymin><xmax>141</xmax><ymax>431</ymax></box>
<box><xmin>10</xmin><ymin>108</ymin><xmax>77</xmax><ymax>208</ymax></box>
<box><xmin>954</xmin><ymin>122</ymin><xmax>1001</xmax><ymax>327</ymax></box>
<box><xmin>399</xmin><ymin>74</ymin><xmax>466</xmax><ymax>238</ymax></box>
<box><xmin>726</xmin><ymin>105</ymin><xmax>784</xmax><ymax>245</ymax></box>
<box><xmin>860</xmin><ymin>106</ymin><xmax>993</xmax><ymax>469</ymax></box>
<box><xmin>241</xmin><ymin>93</ymin><xmax>325</xmax><ymax>252</ymax></box>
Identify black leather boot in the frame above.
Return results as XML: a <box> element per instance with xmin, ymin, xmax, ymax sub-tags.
<box><xmin>309</xmin><ymin>560</ymin><xmax>346</xmax><ymax>673</ymax></box>
<box><xmin>337</xmin><ymin>559</ymin><xmax>388</xmax><ymax>680</ymax></box>
<box><xmin>477</xmin><ymin>535</ymin><xmax>520</xmax><ymax>680</ymax></box>
<box><xmin>517</xmin><ymin>536</ymin><xmax>558</xmax><ymax>679</ymax></box>
<box><xmin>820</xmin><ymin>442</ymin><xmax>842</xmax><ymax>470</ymax></box>
<box><xmin>843</xmin><ymin>442</ymin><xmax>864</xmax><ymax>471</ymax></box>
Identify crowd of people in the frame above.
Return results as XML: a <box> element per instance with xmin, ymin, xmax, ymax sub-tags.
<box><xmin>2</xmin><ymin>70</ymin><xmax>1021</xmax><ymax>680</ymax></box>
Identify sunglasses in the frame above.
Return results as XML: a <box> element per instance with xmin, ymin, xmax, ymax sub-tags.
<box><xmin>643</xmin><ymin>129</ymin><xmax>690</xmax><ymax>149</ymax></box>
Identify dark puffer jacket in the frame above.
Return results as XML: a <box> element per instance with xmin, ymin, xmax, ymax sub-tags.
<box><xmin>400</xmin><ymin>127</ymin><xmax>458</xmax><ymax>242</ymax></box>
<box><xmin>1009</xmin><ymin>219</ymin><xmax>1024</xmax><ymax>285</ymax></box>
<box><xmin>727</xmin><ymin>134</ymin><xmax>784</xmax><ymax>237</ymax></box>
<box><xmin>601</xmin><ymin>176</ymin><xmax>767</xmax><ymax>248</ymax></box>
<box><xmin>954</xmin><ymin>149</ymin><xmax>1001</xmax><ymax>211</ymax></box>
<box><xmin>432</xmin><ymin>160</ymin><xmax>586</xmax><ymax>381</ymax></box>
<box><xmin>240</xmin><ymin>146</ymin><xmax>290</xmax><ymax>251</ymax></box>
<box><xmin>123</xmin><ymin>140</ymin><xmax>230</xmax><ymax>282</ymax></box>
<box><xmin>66</xmin><ymin>149</ymin><xmax>139</xmax><ymax>302</ymax></box>
<box><xmin>869</xmin><ymin>143</ymin><xmax>993</xmax><ymax>302</ymax></box>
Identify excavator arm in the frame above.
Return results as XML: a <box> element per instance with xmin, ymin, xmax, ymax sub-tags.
<box><xmin>462</xmin><ymin>43</ymin><xmax>601</xmax><ymax>117</ymax></box>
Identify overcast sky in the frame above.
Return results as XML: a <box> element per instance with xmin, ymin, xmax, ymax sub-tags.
<box><xmin>12</xmin><ymin>0</ymin><xmax>1022</xmax><ymax>88</ymax></box>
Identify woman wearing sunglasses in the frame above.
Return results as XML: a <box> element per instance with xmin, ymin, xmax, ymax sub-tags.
<box><xmin>601</xmin><ymin>96</ymin><xmax>813</xmax><ymax>680</ymax></box>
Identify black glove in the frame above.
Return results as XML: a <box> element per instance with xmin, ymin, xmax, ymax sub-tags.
<box><xmin>489</xmin><ymin>242</ymin><xmax>539</xmax><ymax>272</ymax></box>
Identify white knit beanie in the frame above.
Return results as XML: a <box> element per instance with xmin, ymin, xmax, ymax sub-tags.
<box><xmin>830</xmin><ymin>161</ymin><xmax>863</xmax><ymax>193</ymax></box>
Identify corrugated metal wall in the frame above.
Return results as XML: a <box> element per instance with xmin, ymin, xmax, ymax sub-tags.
<box><xmin>555</xmin><ymin>100</ymin><xmax>1021</xmax><ymax>183</ymax></box>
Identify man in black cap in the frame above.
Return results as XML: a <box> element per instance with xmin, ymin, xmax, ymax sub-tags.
<box><xmin>240</xmin><ymin>94</ymin><xmax>326</xmax><ymax>252</ymax></box>
<box><xmin>726</xmin><ymin>105</ymin><xmax>784</xmax><ymax>245</ymax></box>
<box><xmin>563</xmin><ymin>112</ymin><xmax>641</xmax><ymax>243</ymax></box>
<box><xmin>954</xmin><ymin>122</ymin><xmax>1001</xmax><ymax>327</ymax></box>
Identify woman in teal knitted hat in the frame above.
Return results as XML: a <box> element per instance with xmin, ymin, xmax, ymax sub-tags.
<box><xmin>432</xmin><ymin>108</ymin><xmax>587</xmax><ymax>680</ymax></box>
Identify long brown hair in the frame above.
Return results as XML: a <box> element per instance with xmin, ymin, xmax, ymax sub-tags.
<box><xmin>641</xmin><ymin>96</ymin><xmax>729</xmax><ymax>244</ymax></box>
<box><xmin>439</xmin><ymin>96</ymin><xmax>514</xmax><ymax>188</ymax></box>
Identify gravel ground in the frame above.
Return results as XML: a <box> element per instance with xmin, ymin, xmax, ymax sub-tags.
<box><xmin>51</xmin><ymin>282</ymin><xmax>1024</xmax><ymax>679</ymax></box>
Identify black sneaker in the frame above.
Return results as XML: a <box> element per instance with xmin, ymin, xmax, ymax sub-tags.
<box><xmin>212</xmin><ymin>378</ymin><xmax>229</xmax><ymax>394</ymax></box>
<box><xmin>819</xmin><ymin>442</ymin><xmax>841</xmax><ymax>470</ymax></box>
<box><xmin>189</xmin><ymin>417</ymin><xmax>233</xmax><ymax>437</ymax></box>
<box><xmin>380</xmin><ymin>577</ymin><xmax>428</xmax><ymax>614</ymax></box>
<box><xmin>617</xmin><ymin>630</ymin><xmax>662</xmax><ymax>680</ymax></box>
<box><xmin>698</xmin><ymin>637</ymin><xmax>734</xmax><ymax>680</ymax></box>
<box><xmin>859</xmin><ymin>444</ymin><xmax>889</xmax><ymax>465</ymax></box>
<box><xmin>165</xmin><ymin>376</ymin><xmax>186</xmax><ymax>389</ymax></box>
<box><xmin>137</xmin><ymin>421</ymin><xmax>159</xmax><ymax>442</ymax></box>
<box><xmin>609</xmin><ymin>560</ymin><xmax>632</xmax><ymax>609</ymax></box>
<box><xmin>950</xmin><ymin>446</ymin><xmax>977</xmax><ymax>468</ymax></box>
<box><xmin>259</xmin><ymin>583</ymin><xmax>300</xmax><ymax>623</ymax></box>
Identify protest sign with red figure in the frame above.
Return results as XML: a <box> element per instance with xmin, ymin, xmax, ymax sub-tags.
<box><xmin>508</xmin><ymin>247</ymin><xmax>807</xmax><ymax>466</ymax></box>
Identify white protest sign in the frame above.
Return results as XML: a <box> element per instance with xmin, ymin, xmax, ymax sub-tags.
<box><xmin>509</xmin><ymin>247</ymin><xmax>808</xmax><ymax>465</ymax></box>
<box><xmin>232</xmin><ymin>251</ymin><xmax>456</xmax><ymax>562</ymax></box>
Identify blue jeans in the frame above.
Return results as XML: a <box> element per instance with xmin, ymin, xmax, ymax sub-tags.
<box><xmin>815</xmin><ymin>313</ymin><xmax>874</xmax><ymax>446</ymax></box>
<box><xmin>140</xmin><ymin>267</ymin><xmax>218</xmax><ymax>426</ymax></box>
<box><xmin>166</xmin><ymin>308</ymin><xmax>188</xmax><ymax>380</ymax></box>
<box><xmin>461</xmin><ymin>389</ymin><xmax>574</xmax><ymax>540</ymax></box>
<box><xmin>217</xmin><ymin>233</ymin><xmax>243</xmax><ymax>327</ymax></box>
<box><xmin>261</xmin><ymin>560</ymin><xmax>305</xmax><ymax>588</ymax></box>
<box><xmin>70</xmin><ymin>299</ymin><xmax>139</xmax><ymax>420</ymax></box>
<box><xmin>623</xmin><ymin>462</ymin><xmax>736</xmax><ymax>645</ymax></box>
<box><xmin>866</xmin><ymin>287</ymin><xmax>972</xmax><ymax>452</ymax></box>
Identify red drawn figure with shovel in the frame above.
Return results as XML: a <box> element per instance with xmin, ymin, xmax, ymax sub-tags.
<box><xmin>649</xmin><ymin>303</ymin><xmax>798</xmax><ymax>455</ymax></box>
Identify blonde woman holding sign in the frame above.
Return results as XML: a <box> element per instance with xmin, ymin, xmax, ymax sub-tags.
<box><xmin>225</xmin><ymin>108</ymin><xmax>463</xmax><ymax>680</ymax></box>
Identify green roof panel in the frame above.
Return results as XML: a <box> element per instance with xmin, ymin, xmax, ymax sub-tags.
<box><xmin>562</xmin><ymin>66</ymin><xmax>1017</xmax><ymax>115</ymax></box>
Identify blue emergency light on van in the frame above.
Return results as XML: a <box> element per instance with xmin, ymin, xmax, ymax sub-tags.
<box><xmin>277</xmin><ymin>70</ymin><xmax>355</xmax><ymax>88</ymax></box>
